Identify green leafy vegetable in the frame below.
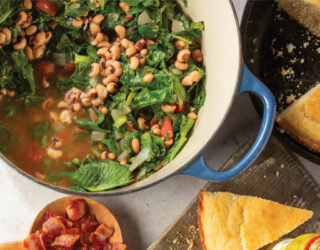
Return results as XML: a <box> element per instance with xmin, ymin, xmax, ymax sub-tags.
<box><xmin>30</xmin><ymin>122</ymin><xmax>49</xmax><ymax>142</ymax></box>
<box><xmin>65</xmin><ymin>160</ymin><xmax>132</xmax><ymax>191</ymax></box>
<box><xmin>0</xmin><ymin>124</ymin><xmax>13</xmax><ymax>153</ymax></box>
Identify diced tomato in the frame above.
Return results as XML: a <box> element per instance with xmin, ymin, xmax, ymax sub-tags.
<box><xmin>25</xmin><ymin>142</ymin><xmax>45</xmax><ymax>166</ymax></box>
<box><xmin>51</xmin><ymin>234</ymin><xmax>80</xmax><ymax>248</ymax></box>
<box><xmin>36</xmin><ymin>0</ymin><xmax>57</xmax><ymax>16</ymax></box>
<box><xmin>113</xmin><ymin>243</ymin><xmax>127</xmax><ymax>250</ymax></box>
<box><xmin>90</xmin><ymin>224</ymin><xmax>114</xmax><ymax>247</ymax></box>
<box><xmin>38</xmin><ymin>61</ymin><xmax>55</xmax><ymax>76</ymax></box>
<box><xmin>160</xmin><ymin>116</ymin><xmax>173</xmax><ymax>138</ymax></box>
<box><xmin>59</xmin><ymin>62</ymin><xmax>76</xmax><ymax>79</ymax></box>
<box><xmin>175</xmin><ymin>102</ymin><xmax>188</xmax><ymax>112</ymax></box>
<box><xmin>66</xmin><ymin>199</ymin><xmax>86</xmax><ymax>221</ymax></box>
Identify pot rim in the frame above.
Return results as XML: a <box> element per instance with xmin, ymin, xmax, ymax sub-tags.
<box><xmin>1</xmin><ymin>0</ymin><xmax>243</xmax><ymax>197</ymax></box>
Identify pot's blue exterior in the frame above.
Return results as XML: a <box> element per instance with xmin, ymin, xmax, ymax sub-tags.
<box><xmin>181</xmin><ymin>64</ymin><xmax>276</xmax><ymax>181</ymax></box>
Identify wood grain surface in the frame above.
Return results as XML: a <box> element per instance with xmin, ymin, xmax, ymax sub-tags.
<box><xmin>148</xmin><ymin>136</ymin><xmax>320</xmax><ymax>250</ymax></box>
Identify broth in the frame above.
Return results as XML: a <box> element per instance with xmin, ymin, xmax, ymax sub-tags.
<box><xmin>0</xmin><ymin>68</ymin><xmax>91</xmax><ymax>187</ymax></box>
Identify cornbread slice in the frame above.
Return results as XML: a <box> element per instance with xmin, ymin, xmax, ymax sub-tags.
<box><xmin>198</xmin><ymin>191</ymin><xmax>313</xmax><ymax>250</ymax></box>
<box><xmin>277</xmin><ymin>0</ymin><xmax>320</xmax><ymax>37</ymax></box>
<box><xmin>277</xmin><ymin>84</ymin><xmax>320</xmax><ymax>152</ymax></box>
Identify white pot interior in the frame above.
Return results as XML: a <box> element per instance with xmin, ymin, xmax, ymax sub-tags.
<box><xmin>108</xmin><ymin>0</ymin><xmax>242</xmax><ymax>194</ymax></box>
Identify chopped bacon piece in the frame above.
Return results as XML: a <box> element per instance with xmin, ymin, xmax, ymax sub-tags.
<box><xmin>90</xmin><ymin>224</ymin><xmax>114</xmax><ymax>247</ymax></box>
<box><xmin>44</xmin><ymin>212</ymin><xmax>58</xmax><ymax>221</ymax></box>
<box><xmin>113</xmin><ymin>243</ymin><xmax>127</xmax><ymax>250</ymax></box>
<box><xmin>66</xmin><ymin>199</ymin><xmax>86</xmax><ymax>221</ymax></box>
<box><xmin>61</xmin><ymin>227</ymin><xmax>80</xmax><ymax>235</ymax></box>
<box><xmin>81</xmin><ymin>214</ymin><xmax>98</xmax><ymax>233</ymax></box>
<box><xmin>58</xmin><ymin>216</ymin><xmax>74</xmax><ymax>228</ymax></box>
<box><xmin>103</xmin><ymin>243</ymin><xmax>113</xmax><ymax>250</ymax></box>
<box><xmin>42</xmin><ymin>217</ymin><xmax>66</xmax><ymax>235</ymax></box>
<box><xmin>23</xmin><ymin>230</ymin><xmax>46</xmax><ymax>250</ymax></box>
<box><xmin>51</xmin><ymin>234</ymin><xmax>80</xmax><ymax>248</ymax></box>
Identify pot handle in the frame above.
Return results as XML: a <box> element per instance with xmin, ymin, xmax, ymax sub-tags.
<box><xmin>181</xmin><ymin>64</ymin><xmax>276</xmax><ymax>181</ymax></box>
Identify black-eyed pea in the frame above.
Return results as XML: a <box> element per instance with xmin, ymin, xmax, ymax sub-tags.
<box><xmin>81</xmin><ymin>96</ymin><xmax>91</xmax><ymax>107</ymax></box>
<box><xmin>96</xmin><ymin>84</ymin><xmax>108</xmax><ymax>99</ymax></box>
<box><xmin>49</xmin><ymin>112</ymin><xmax>59</xmax><ymax>124</ymax></box>
<box><xmin>57</xmin><ymin>101</ymin><xmax>69</xmax><ymax>109</ymax></box>
<box><xmin>140</xmin><ymin>49</ymin><xmax>148</xmax><ymax>56</ymax></box>
<box><xmin>7</xmin><ymin>90</ymin><xmax>15</xmax><ymax>97</ymax></box>
<box><xmin>119</xmin><ymin>1</ymin><xmax>130</xmax><ymax>13</ymax></box>
<box><xmin>120</xmin><ymin>159</ymin><xmax>128</xmax><ymax>165</ymax></box>
<box><xmin>93</xmin><ymin>14</ymin><xmax>104</xmax><ymax>24</ymax></box>
<box><xmin>164</xmin><ymin>138</ymin><xmax>174</xmax><ymax>147</ymax></box>
<box><xmin>132</xmin><ymin>138</ymin><xmax>140</xmax><ymax>153</ymax></box>
<box><xmin>91</xmin><ymin>97</ymin><xmax>102</xmax><ymax>107</ymax></box>
<box><xmin>59</xmin><ymin>110</ymin><xmax>72</xmax><ymax>124</ymax></box>
<box><xmin>13</xmin><ymin>38</ymin><xmax>27</xmax><ymax>50</ymax></box>
<box><xmin>99</xmin><ymin>106</ymin><xmax>108</xmax><ymax>114</ymax></box>
<box><xmin>139</xmin><ymin>57</ymin><xmax>145</xmax><ymax>66</ymax></box>
<box><xmin>137</xmin><ymin>117</ymin><xmax>149</xmax><ymax>130</ymax></box>
<box><xmin>151</xmin><ymin>124</ymin><xmax>161</xmax><ymax>136</ymax></box>
<box><xmin>0</xmin><ymin>88</ymin><xmax>7</xmax><ymax>96</ymax></box>
<box><xmin>87</xmin><ymin>88</ymin><xmax>97</xmax><ymax>98</ymax></box>
<box><xmin>187</xmin><ymin>112</ymin><xmax>198</xmax><ymax>120</ymax></box>
<box><xmin>72</xmin><ymin>102</ymin><xmax>82</xmax><ymax>112</ymax></box>
<box><xmin>103</xmin><ymin>75</ymin><xmax>118</xmax><ymax>85</ymax></box>
<box><xmin>135</xmin><ymin>39</ymin><xmax>146</xmax><ymax>51</ymax></box>
<box><xmin>89</xmin><ymin>22</ymin><xmax>101</xmax><ymax>36</ymax></box>
<box><xmin>41</xmin><ymin>98</ymin><xmax>55</xmax><ymax>111</ymax></box>
<box><xmin>192</xmin><ymin>49</ymin><xmax>203</xmax><ymax>63</ymax></box>
<box><xmin>0</xmin><ymin>33</ymin><xmax>5</xmax><ymax>44</ymax></box>
<box><xmin>106</xmin><ymin>82</ymin><xmax>117</xmax><ymax>94</ymax></box>
<box><xmin>72</xmin><ymin>17</ymin><xmax>83</xmax><ymax>28</ymax></box>
<box><xmin>120</xmin><ymin>38</ymin><xmax>132</xmax><ymax>49</ymax></box>
<box><xmin>174</xmin><ymin>40</ymin><xmax>186</xmax><ymax>50</ymax></box>
<box><xmin>16</xmin><ymin>11</ymin><xmax>27</xmax><ymax>26</ymax></box>
<box><xmin>24</xmin><ymin>0</ymin><xmax>32</xmax><ymax>9</ymax></box>
<box><xmin>45</xmin><ymin>31</ymin><xmax>52</xmax><ymax>42</ymax></box>
<box><xmin>97</xmin><ymin>41</ymin><xmax>112</xmax><ymax>49</ymax></box>
<box><xmin>26</xmin><ymin>25</ymin><xmax>37</xmax><ymax>36</ymax></box>
<box><xmin>33</xmin><ymin>46</ymin><xmax>45</xmax><ymax>59</ymax></box>
<box><xmin>146</xmin><ymin>39</ymin><xmax>156</xmax><ymax>45</ymax></box>
<box><xmin>97</xmin><ymin>47</ymin><xmax>109</xmax><ymax>57</ymax></box>
<box><xmin>143</xmin><ymin>72</ymin><xmax>154</xmax><ymax>83</ymax></box>
<box><xmin>21</xmin><ymin>15</ymin><xmax>32</xmax><ymax>29</ymax></box>
<box><xmin>41</xmin><ymin>76</ymin><xmax>50</xmax><ymax>88</ymax></box>
<box><xmin>2</xmin><ymin>28</ymin><xmax>11</xmax><ymax>42</ymax></box>
<box><xmin>100</xmin><ymin>151</ymin><xmax>108</xmax><ymax>160</ymax></box>
<box><xmin>129</xmin><ymin>56</ymin><xmax>139</xmax><ymax>70</ymax></box>
<box><xmin>89</xmin><ymin>63</ymin><xmax>101</xmax><ymax>77</ymax></box>
<box><xmin>110</xmin><ymin>44</ymin><xmax>121</xmax><ymax>60</ymax></box>
<box><xmin>33</xmin><ymin>31</ymin><xmax>46</xmax><ymax>47</ymax></box>
<box><xmin>105</xmin><ymin>60</ymin><xmax>122</xmax><ymax>77</ymax></box>
<box><xmin>175</xmin><ymin>61</ymin><xmax>189</xmax><ymax>71</ymax></box>
<box><xmin>108</xmin><ymin>152</ymin><xmax>116</xmax><ymax>160</ymax></box>
<box><xmin>52</xmin><ymin>137</ymin><xmax>63</xmax><ymax>149</ymax></box>
<box><xmin>177</xmin><ymin>49</ymin><xmax>191</xmax><ymax>62</ymax></box>
<box><xmin>182</xmin><ymin>70</ymin><xmax>200</xmax><ymax>86</ymax></box>
<box><xmin>126</xmin><ymin>45</ymin><xmax>137</xmax><ymax>57</ymax></box>
<box><xmin>91</xmin><ymin>32</ymin><xmax>104</xmax><ymax>46</ymax></box>
<box><xmin>47</xmin><ymin>147</ymin><xmax>63</xmax><ymax>160</ymax></box>
<box><xmin>161</xmin><ymin>104</ymin><xmax>176</xmax><ymax>113</ymax></box>
<box><xmin>115</xmin><ymin>25</ymin><xmax>126</xmax><ymax>39</ymax></box>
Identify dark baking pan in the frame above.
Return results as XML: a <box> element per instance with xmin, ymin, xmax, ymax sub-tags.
<box><xmin>241</xmin><ymin>0</ymin><xmax>320</xmax><ymax>164</ymax></box>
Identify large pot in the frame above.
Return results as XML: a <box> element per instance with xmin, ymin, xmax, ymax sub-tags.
<box><xmin>4</xmin><ymin>0</ymin><xmax>276</xmax><ymax>196</ymax></box>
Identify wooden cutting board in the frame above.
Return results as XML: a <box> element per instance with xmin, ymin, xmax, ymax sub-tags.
<box><xmin>148</xmin><ymin>136</ymin><xmax>320</xmax><ymax>250</ymax></box>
